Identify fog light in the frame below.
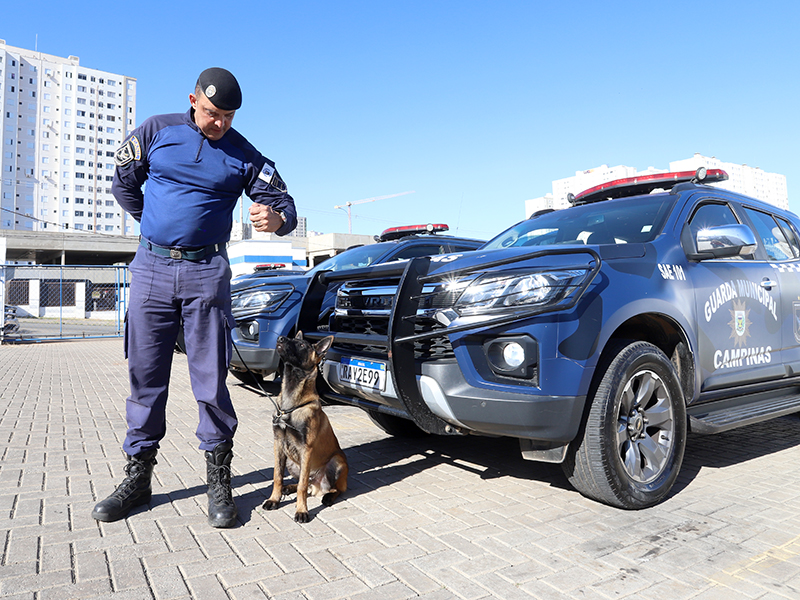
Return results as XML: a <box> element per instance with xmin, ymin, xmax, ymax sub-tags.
<box><xmin>483</xmin><ymin>335</ymin><xmax>538</xmax><ymax>380</ymax></box>
<box><xmin>239</xmin><ymin>320</ymin><xmax>259</xmax><ymax>341</ymax></box>
<box><xmin>503</xmin><ymin>342</ymin><xmax>525</xmax><ymax>368</ymax></box>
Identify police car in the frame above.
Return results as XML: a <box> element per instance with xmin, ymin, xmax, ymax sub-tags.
<box><xmin>299</xmin><ymin>168</ymin><xmax>800</xmax><ymax>509</ymax></box>
<box><xmin>228</xmin><ymin>224</ymin><xmax>483</xmax><ymax>385</ymax></box>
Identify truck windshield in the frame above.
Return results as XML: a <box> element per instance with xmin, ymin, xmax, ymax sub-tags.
<box><xmin>307</xmin><ymin>243</ymin><xmax>391</xmax><ymax>275</ymax></box>
<box><xmin>484</xmin><ymin>194</ymin><xmax>676</xmax><ymax>250</ymax></box>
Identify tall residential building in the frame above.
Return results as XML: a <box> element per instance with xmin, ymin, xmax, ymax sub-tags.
<box><xmin>1</xmin><ymin>41</ymin><xmax>137</xmax><ymax>236</ymax></box>
<box><xmin>669</xmin><ymin>153</ymin><xmax>788</xmax><ymax>211</ymax></box>
<box><xmin>525</xmin><ymin>155</ymin><xmax>788</xmax><ymax>217</ymax></box>
<box><xmin>286</xmin><ymin>215</ymin><xmax>307</xmax><ymax>238</ymax></box>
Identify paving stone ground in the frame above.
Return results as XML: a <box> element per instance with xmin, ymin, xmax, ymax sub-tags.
<box><xmin>2</xmin><ymin>338</ymin><xmax>800</xmax><ymax>599</ymax></box>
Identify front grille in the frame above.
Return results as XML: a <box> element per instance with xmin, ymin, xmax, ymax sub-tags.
<box><xmin>332</xmin><ymin>314</ymin><xmax>453</xmax><ymax>361</ymax></box>
<box><xmin>336</xmin><ymin>316</ymin><xmax>389</xmax><ymax>337</ymax></box>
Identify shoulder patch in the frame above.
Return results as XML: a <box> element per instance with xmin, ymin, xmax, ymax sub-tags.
<box><xmin>258</xmin><ymin>162</ymin><xmax>288</xmax><ymax>193</ymax></box>
<box><xmin>114</xmin><ymin>135</ymin><xmax>142</xmax><ymax>167</ymax></box>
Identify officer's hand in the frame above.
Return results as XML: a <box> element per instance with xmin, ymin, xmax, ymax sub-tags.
<box><xmin>250</xmin><ymin>204</ymin><xmax>284</xmax><ymax>233</ymax></box>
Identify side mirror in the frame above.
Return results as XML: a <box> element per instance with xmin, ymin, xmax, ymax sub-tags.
<box><xmin>693</xmin><ymin>224</ymin><xmax>757</xmax><ymax>259</ymax></box>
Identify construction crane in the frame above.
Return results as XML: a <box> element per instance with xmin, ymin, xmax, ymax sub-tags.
<box><xmin>334</xmin><ymin>191</ymin><xmax>415</xmax><ymax>234</ymax></box>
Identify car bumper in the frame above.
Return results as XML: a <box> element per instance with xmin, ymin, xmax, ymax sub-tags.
<box><xmin>229</xmin><ymin>342</ymin><xmax>279</xmax><ymax>377</ymax></box>
<box><xmin>323</xmin><ymin>352</ymin><xmax>585</xmax><ymax>442</ymax></box>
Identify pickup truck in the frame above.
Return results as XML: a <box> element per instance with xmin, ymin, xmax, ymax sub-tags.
<box><xmin>299</xmin><ymin>168</ymin><xmax>800</xmax><ymax>509</ymax></box>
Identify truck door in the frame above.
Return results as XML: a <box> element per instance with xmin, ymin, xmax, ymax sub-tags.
<box><xmin>685</xmin><ymin>201</ymin><xmax>783</xmax><ymax>393</ymax></box>
<box><xmin>741</xmin><ymin>206</ymin><xmax>800</xmax><ymax>376</ymax></box>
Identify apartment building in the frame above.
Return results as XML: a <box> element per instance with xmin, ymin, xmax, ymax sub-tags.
<box><xmin>526</xmin><ymin>154</ymin><xmax>789</xmax><ymax>217</ymax></box>
<box><xmin>0</xmin><ymin>41</ymin><xmax>136</xmax><ymax>236</ymax></box>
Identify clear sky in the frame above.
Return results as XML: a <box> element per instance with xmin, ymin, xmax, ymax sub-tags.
<box><xmin>5</xmin><ymin>0</ymin><xmax>799</xmax><ymax>240</ymax></box>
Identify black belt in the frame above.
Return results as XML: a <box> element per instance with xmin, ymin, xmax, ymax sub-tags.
<box><xmin>139</xmin><ymin>237</ymin><xmax>221</xmax><ymax>261</ymax></box>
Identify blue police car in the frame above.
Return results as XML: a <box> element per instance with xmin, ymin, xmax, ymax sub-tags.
<box><xmin>228</xmin><ymin>224</ymin><xmax>484</xmax><ymax>385</ymax></box>
<box><xmin>300</xmin><ymin>168</ymin><xmax>800</xmax><ymax>509</ymax></box>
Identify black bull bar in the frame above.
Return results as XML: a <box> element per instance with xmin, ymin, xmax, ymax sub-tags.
<box><xmin>298</xmin><ymin>248</ymin><xmax>601</xmax><ymax>434</ymax></box>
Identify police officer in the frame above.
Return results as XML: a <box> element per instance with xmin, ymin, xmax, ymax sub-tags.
<box><xmin>92</xmin><ymin>68</ymin><xmax>296</xmax><ymax>528</ymax></box>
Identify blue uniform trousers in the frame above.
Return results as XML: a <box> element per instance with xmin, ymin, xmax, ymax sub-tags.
<box><xmin>123</xmin><ymin>246</ymin><xmax>237</xmax><ymax>455</ymax></box>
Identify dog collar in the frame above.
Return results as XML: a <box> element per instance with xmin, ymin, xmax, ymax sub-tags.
<box><xmin>272</xmin><ymin>398</ymin><xmax>316</xmax><ymax>425</ymax></box>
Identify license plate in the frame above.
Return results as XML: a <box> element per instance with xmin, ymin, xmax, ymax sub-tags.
<box><xmin>338</xmin><ymin>358</ymin><xmax>386</xmax><ymax>392</ymax></box>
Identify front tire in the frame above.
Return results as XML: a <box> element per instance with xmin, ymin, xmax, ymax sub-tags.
<box><xmin>563</xmin><ymin>341</ymin><xmax>686</xmax><ymax>509</ymax></box>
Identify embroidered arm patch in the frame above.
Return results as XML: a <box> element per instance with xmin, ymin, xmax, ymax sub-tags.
<box><xmin>258</xmin><ymin>162</ymin><xmax>287</xmax><ymax>193</ymax></box>
<box><xmin>114</xmin><ymin>135</ymin><xmax>142</xmax><ymax>166</ymax></box>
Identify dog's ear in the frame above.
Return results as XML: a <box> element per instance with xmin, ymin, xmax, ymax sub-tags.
<box><xmin>295</xmin><ymin>331</ymin><xmax>304</xmax><ymax>340</ymax></box>
<box><xmin>314</xmin><ymin>335</ymin><xmax>334</xmax><ymax>358</ymax></box>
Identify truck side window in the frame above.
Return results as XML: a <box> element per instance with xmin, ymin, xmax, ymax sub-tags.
<box><xmin>744</xmin><ymin>207</ymin><xmax>796</xmax><ymax>261</ymax></box>
<box><xmin>688</xmin><ymin>203</ymin><xmax>739</xmax><ymax>240</ymax></box>
<box><xmin>776</xmin><ymin>217</ymin><xmax>800</xmax><ymax>259</ymax></box>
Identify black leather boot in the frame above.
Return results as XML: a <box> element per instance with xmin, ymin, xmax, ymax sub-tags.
<box><xmin>206</xmin><ymin>442</ymin><xmax>238</xmax><ymax>528</ymax></box>
<box><xmin>91</xmin><ymin>449</ymin><xmax>158</xmax><ymax>522</ymax></box>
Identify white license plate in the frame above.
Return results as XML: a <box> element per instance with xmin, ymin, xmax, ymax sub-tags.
<box><xmin>338</xmin><ymin>358</ymin><xmax>386</xmax><ymax>392</ymax></box>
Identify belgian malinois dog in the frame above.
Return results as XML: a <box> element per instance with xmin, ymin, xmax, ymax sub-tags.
<box><xmin>263</xmin><ymin>332</ymin><xmax>348</xmax><ymax>522</ymax></box>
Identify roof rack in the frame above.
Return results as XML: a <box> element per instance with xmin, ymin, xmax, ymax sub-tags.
<box><xmin>569</xmin><ymin>167</ymin><xmax>729</xmax><ymax>206</ymax></box>
<box><xmin>377</xmin><ymin>223</ymin><xmax>449</xmax><ymax>242</ymax></box>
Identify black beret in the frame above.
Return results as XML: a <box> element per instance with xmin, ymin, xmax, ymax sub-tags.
<box><xmin>196</xmin><ymin>67</ymin><xmax>242</xmax><ymax>110</ymax></box>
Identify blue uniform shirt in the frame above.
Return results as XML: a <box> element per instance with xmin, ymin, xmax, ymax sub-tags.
<box><xmin>112</xmin><ymin>109</ymin><xmax>296</xmax><ymax>248</ymax></box>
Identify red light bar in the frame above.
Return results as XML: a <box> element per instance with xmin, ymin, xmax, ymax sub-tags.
<box><xmin>379</xmin><ymin>223</ymin><xmax>449</xmax><ymax>241</ymax></box>
<box><xmin>254</xmin><ymin>263</ymin><xmax>287</xmax><ymax>270</ymax></box>
<box><xmin>572</xmin><ymin>168</ymin><xmax>728</xmax><ymax>204</ymax></box>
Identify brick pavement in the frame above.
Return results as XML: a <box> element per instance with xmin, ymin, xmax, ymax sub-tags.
<box><xmin>2</xmin><ymin>338</ymin><xmax>800</xmax><ymax>599</ymax></box>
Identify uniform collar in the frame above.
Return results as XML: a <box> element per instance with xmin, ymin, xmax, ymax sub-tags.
<box><xmin>185</xmin><ymin>108</ymin><xmax>202</xmax><ymax>134</ymax></box>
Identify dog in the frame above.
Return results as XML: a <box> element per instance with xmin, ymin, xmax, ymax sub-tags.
<box><xmin>262</xmin><ymin>331</ymin><xmax>348</xmax><ymax>522</ymax></box>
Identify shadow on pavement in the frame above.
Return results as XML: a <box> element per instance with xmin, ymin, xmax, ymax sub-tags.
<box><xmin>144</xmin><ymin>400</ymin><xmax>800</xmax><ymax>524</ymax></box>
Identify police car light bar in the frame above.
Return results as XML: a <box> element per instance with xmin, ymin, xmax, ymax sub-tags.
<box><xmin>570</xmin><ymin>168</ymin><xmax>729</xmax><ymax>205</ymax></box>
<box><xmin>254</xmin><ymin>263</ymin><xmax>287</xmax><ymax>271</ymax></box>
<box><xmin>378</xmin><ymin>223</ymin><xmax>449</xmax><ymax>241</ymax></box>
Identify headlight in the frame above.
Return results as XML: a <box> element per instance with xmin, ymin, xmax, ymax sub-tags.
<box><xmin>454</xmin><ymin>269</ymin><xmax>588</xmax><ymax>315</ymax></box>
<box><xmin>231</xmin><ymin>287</ymin><xmax>292</xmax><ymax>318</ymax></box>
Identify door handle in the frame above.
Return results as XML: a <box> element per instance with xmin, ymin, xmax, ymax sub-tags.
<box><xmin>761</xmin><ymin>279</ymin><xmax>777</xmax><ymax>289</ymax></box>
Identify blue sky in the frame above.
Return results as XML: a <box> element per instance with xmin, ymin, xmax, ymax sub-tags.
<box><xmin>5</xmin><ymin>1</ymin><xmax>799</xmax><ymax>240</ymax></box>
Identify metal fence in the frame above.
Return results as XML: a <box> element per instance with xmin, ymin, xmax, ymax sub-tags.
<box><xmin>1</xmin><ymin>265</ymin><xmax>129</xmax><ymax>342</ymax></box>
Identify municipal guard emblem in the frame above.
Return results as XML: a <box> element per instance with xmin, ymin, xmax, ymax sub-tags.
<box><xmin>735</xmin><ymin>311</ymin><xmax>746</xmax><ymax>336</ymax></box>
<box><xmin>728</xmin><ymin>299</ymin><xmax>751</xmax><ymax>348</ymax></box>
<box><xmin>114</xmin><ymin>135</ymin><xmax>142</xmax><ymax>166</ymax></box>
